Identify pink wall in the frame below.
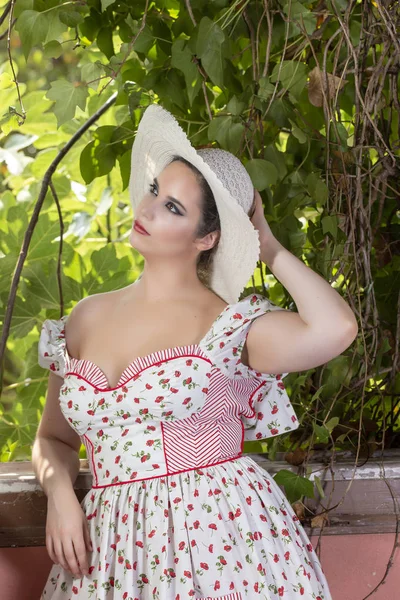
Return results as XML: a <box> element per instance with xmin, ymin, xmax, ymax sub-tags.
<box><xmin>1</xmin><ymin>534</ymin><xmax>399</xmax><ymax>599</ymax></box>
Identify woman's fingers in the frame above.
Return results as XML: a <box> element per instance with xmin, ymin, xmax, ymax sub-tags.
<box><xmin>73</xmin><ymin>535</ymin><xmax>90</xmax><ymax>576</ymax></box>
<box><xmin>64</xmin><ymin>537</ymin><xmax>84</xmax><ymax>578</ymax></box>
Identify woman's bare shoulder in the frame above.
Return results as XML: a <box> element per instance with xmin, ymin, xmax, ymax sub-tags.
<box><xmin>64</xmin><ymin>290</ymin><xmax>120</xmax><ymax>357</ymax></box>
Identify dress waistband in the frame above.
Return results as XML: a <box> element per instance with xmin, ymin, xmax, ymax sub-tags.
<box><xmin>90</xmin><ymin>453</ymin><xmax>243</xmax><ymax>489</ymax></box>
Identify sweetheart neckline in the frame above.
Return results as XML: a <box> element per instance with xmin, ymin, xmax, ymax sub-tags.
<box><xmin>59</xmin><ymin>302</ymin><xmax>234</xmax><ymax>391</ymax></box>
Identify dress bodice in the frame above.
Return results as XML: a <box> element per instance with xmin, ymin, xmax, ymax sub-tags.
<box><xmin>38</xmin><ymin>293</ymin><xmax>299</xmax><ymax>488</ymax></box>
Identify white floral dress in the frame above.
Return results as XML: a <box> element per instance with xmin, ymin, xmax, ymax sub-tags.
<box><xmin>38</xmin><ymin>292</ymin><xmax>332</xmax><ymax>600</ymax></box>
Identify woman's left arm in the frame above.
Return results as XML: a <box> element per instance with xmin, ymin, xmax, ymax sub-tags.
<box><xmin>245</xmin><ymin>190</ymin><xmax>358</xmax><ymax>375</ymax></box>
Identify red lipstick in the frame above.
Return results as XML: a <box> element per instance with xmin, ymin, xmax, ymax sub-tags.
<box><xmin>133</xmin><ymin>220</ymin><xmax>150</xmax><ymax>235</ymax></box>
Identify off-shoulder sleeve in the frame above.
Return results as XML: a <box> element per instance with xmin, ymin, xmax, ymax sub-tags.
<box><xmin>203</xmin><ymin>292</ymin><xmax>300</xmax><ymax>442</ymax></box>
<box><xmin>38</xmin><ymin>314</ymin><xmax>69</xmax><ymax>378</ymax></box>
<box><xmin>234</xmin><ymin>294</ymin><xmax>300</xmax><ymax>441</ymax></box>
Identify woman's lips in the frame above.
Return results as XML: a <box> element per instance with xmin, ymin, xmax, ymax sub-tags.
<box><xmin>134</xmin><ymin>221</ymin><xmax>150</xmax><ymax>235</ymax></box>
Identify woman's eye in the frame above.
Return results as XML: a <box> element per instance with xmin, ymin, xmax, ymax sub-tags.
<box><xmin>165</xmin><ymin>201</ymin><xmax>181</xmax><ymax>215</ymax></box>
<box><xmin>149</xmin><ymin>183</ymin><xmax>181</xmax><ymax>215</ymax></box>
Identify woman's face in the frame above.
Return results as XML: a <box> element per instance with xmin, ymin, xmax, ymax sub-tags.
<box><xmin>130</xmin><ymin>160</ymin><xmax>216</xmax><ymax>261</ymax></box>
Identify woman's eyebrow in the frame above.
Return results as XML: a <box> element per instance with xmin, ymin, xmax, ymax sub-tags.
<box><xmin>154</xmin><ymin>177</ymin><xmax>187</xmax><ymax>213</ymax></box>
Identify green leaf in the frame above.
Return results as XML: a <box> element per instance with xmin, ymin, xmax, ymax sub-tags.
<box><xmin>46</xmin><ymin>80</ymin><xmax>89</xmax><ymax>128</ymax></box>
<box><xmin>80</xmin><ymin>139</ymin><xmax>116</xmax><ymax>184</ymax></box>
<box><xmin>246</xmin><ymin>158</ymin><xmax>279</xmax><ymax>189</ymax></box>
<box><xmin>321</xmin><ymin>215</ymin><xmax>338</xmax><ymax>240</ymax></box>
<box><xmin>14</xmin><ymin>10</ymin><xmax>49</xmax><ymax>60</ymax></box>
<box><xmin>207</xmin><ymin>116</ymin><xmax>244</xmax><ymax>154</ymax></box>
<box><xmin>196</xmin><ymin>17</ymin><xmax>225</xmax><ymax>87</ymax></box>
<box><xmin>171</xmin><ymin>39</ymin><xmax>202</xmax><ymax>106</ymax></box>
<box><xmin>227</xmin><ymin>96</ymin><xmax>246</xmax><ymax>116</ymax></box>
<box><xmin>97</xmin><ymin>27</ymin><xmax>115</xmax><ymax>59</ymax></box>
<box><xmin>132</xmin><ymin>24</ymin><xmax>154</xmax><ymax>54</ymax></box>
<box><xmin>81</xmin><ymin>62</ymin><xmax>104</xmax><ymax>91</ymax></box>
<box><xmin>118</xmin><ymin>150</ymin><xmax>132</xmax><ymax>190</ymax></box>
<box><xmin>273</xmin><ymin>469</ymin><xmax>315</xmax><ymax>503</ymax></box>
<box><xmin>257</xmin><ymin>77</ymin><xmax>275</xmax><ymax>100</ymax></box>
<box><xmin>270</xmin><ymin>61</ymin><xmax>308</xmax><ymax>100</ymax></box>
<box><xmin>59</xmin><ymin>10</ymin><xmax>84</xmax><ymax>27</ymax></box>
<box><xmin>43</xmin><ymin>40</ymin><xmax>63</xmax><ymax>59</ymax></box>
<box><xmin>101</xmin><ymin>0</ymin><xmax>116</xmax><ymax>9</ymax></box>
<box><xmin>289</xmin><ymin>118</ymin><xmax>307</xmax><ymax>144</ymax></box>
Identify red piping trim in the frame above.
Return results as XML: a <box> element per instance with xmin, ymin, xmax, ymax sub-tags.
<box><xmin>64</xmin><ymin>352</ymin><xmax>213</xmax><ymax>392</ymax></box>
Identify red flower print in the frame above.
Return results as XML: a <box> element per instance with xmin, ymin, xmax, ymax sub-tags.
<box><xmin>98</xmin><ymin>398</ymin><xmax>105</xmax><ymax>406</ymax></box>
<box><xmin>209</xmin><ymin>523</ymin><xmax>217</xmax><ymax>530</ymax></box>
<box><xmin>232</xmin><ymin>312</ymin><xmax>243</xmax><ymax>320</ymax></box>
<box><xmin>142</xmin><ymin>574</ymin><xmax>149</xmax><ymax>583</ymax></box>
<box><xmin>72</xmin><ymin>586</ymin><xmax>78</xmax><ymax>594</ymax></box>
<box><xmin>118</xmin><ymin>555</ymin><xmax>124</xmax><ymax>564</ymax></box>
<box><xmin>214</xmin><ymin>580</ymin><xmax>221</xmax><ymax>591</ymax></box>
<box><xmin>102</xmin><ymin>416</ymin><xmax>108</xmax><ymax>423</ymax></box>
<box><xmin>272</xmin><ymin>405</ymin><xmax>278</xmax><ymax>414</ymax></box>
<box><xmin>146</xmin><ymin>439</ymin><xmax>154</xmax><ymax>446</ymax></box>
<box><xmin>170</xmin><ymin>387</ymin><xmax>179</xmax><ymax>393</ymax></box>
<box><xmin>87</xmin><ymin>410</ymin><xmax>95</xmax><ymax>416</ymax></box>
<box><xmin>145</xmin><ymin>383</ymin><xmax>152</xmax><ymax>389</ymax></box>
<box><xmin>200</xmin><ymin>562</ymin><xmax>209</xmax><ymax>570</ymax></box>
<box><xmin>116</xmin><ymin>394</ymin><xmax>123</xmax><ymax>403</ymax></box>
<box><xmin>282</xmin><ymin>528</ymin><xmax>289</xmax><ymax>536</ymax></box>
<box><xmin>224</xmin><ymin>544</ymin><xmax>232</xmax><ymax>551</ymax></box>
<box><xmin>193</xmin><ymin>520</ymin><xmax>200</xmax><ymax>529</ymax></box>
<box><xmin>122</xmin><ymin>428</ymin><xmax>129</xmax><ymax>436</ymax></box>
<box><xmin>135</xmin><ymin>540</ymin><xmax>143</xmax><ymax>548</ymax></box>
<box><xmin>270</xmin><ymin>428</ymin><xmax>279</xmax><ymax>435</ymax></box>
<box><xmin>186</xmin><ymin>359</ymin><xmax>193</xmax><ymax>365</ymax></box>
<box><xmin>220</xmin><ymin>557</ymin><xmax>227</xmax><ymax>565</ymax></box>
<box><xmin>174</xmin><ymin>370</ymin><xmax>181</xmax><ymax>377</ymax></box>
<box><xmin>115</xmin><ymin>455</ymin><xmax>121</xmax><ymax>464</ymax></box>
<box><xmin>67</xmin><ymin>400</ymin><xmax>73</xmax><ymax>409</ymax></box>
<box><xmin>148</xmin><ymin>529</ymin><xmax>156</xmax><ymax>538</ymax></box>
<box><xmin>184</xmin><ymin>570</ymin><xmax>192</xmax><ymax>578</ymax></box>
<box><xmin>208</xmin><ymin>544</ymin><xmax>213</xmax><ymax>553</ymax></box>
<box><xmin>178</xmin><ymin>541</ymin><xmax>185</xmax><ymax>550</ymax></box>
<box><xmin>97</xmin><ymin>429</ymin><xmax>103</xmax><ymax>437</ymax></box>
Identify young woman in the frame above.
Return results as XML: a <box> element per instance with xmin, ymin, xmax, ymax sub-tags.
<box><xmin>33</xmin><ymin>104</ymin><xmax>357</xmax><ymax>599</ymax></box>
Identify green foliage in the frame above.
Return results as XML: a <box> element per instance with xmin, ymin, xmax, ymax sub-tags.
<box><xmin>0</xmin><ymin>0</ymin><xmax>399</xmax><ymax>508</ymax></box>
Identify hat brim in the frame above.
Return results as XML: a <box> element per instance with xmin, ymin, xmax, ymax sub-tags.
<box><xmin>129</xmin><ymin>104</ymin><xmax>260</xmax><ymax>305</ymax></box>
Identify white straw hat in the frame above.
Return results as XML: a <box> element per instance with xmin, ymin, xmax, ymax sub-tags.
<box><xmin>129</xmin><ymin>103</ymin><xmax>261</xmax><ymax>305</ymax></box>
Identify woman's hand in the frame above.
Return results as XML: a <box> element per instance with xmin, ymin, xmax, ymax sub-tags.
<box><xmin>249</xmin><ymin>189</ymin><xmax>274</xmax><ymax>246</ymax></box>
<box><xmin>46</xmin><ymin>489</ymin><xmax>93</xmax><ymax>579</ymax></box>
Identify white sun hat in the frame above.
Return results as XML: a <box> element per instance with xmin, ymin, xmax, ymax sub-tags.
<box><xmin>128</xmin><ymin>103</ymin><xmax>261</xmax><ymax>305</ymax></box>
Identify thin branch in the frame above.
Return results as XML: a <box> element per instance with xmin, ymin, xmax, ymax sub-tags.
<box><xmin>0</xmin><ymin>91</ymin><xmax>118</xmax><ymax>398</ymax></box>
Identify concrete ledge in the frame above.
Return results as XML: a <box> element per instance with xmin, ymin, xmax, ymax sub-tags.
<box><xmin>1</xmin><ymin>451</ymin><xmax>399</xmax><ymax>547</ymax></box>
